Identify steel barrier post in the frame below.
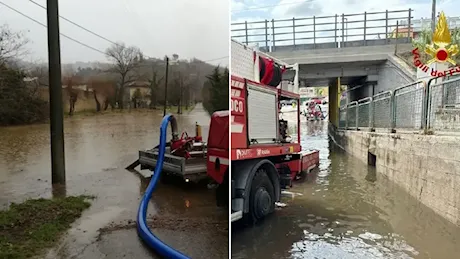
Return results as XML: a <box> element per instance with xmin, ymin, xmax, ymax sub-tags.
<box><xmin>369</xmin><ymin>98</ymin><xmax>374</xmax><ymax>129</ymax></box>
<box><xmin>272</xmin><ymin>19</ymin><xmax>276</xmax><ymax>52</ymax></box>
<box><xmin>292</xmin><ymin>18</ymin><xmax>296</xmax><ymax>47</ymax></box>
<box><xmin>244</xmin><ymin>21</ymin><xmax>248</xmax><ymax>45</ymax></box>
<box><xmin>356</xmin><ymin>104</ymin><xmax>359</xmax><ymax>130</ymax></box>
<box><xmin>346</xmin><ymin>105</ymin><xmax>349</xmax><ymax>129</ymax></box>
<box><xmin>341</xmin><ymin>14</ymin><xmax>345</xmax><ymax>47</ymax></box>
<box><xmin>265</xmin><ymin>20</ymin><xmax>269</xmax><ymax>50</ymax></box>
<box><xmin>335</xmin><ymin>14</ymin><xmax>338</xmax><ymax>47</ymax></box>
<box><xmin>390</xmin><ymin>90</ymin><xmax>396</xmax><ymax>132</ymax></box>
<box><xmin>363</xmin><ymin>12</ymin><xmax>367</xmax><ymax>46</ymax></box>
<box><xmin>407</xmin><ymin>9</ymin><xmax>412</xmax><ymax>42</ymax></box>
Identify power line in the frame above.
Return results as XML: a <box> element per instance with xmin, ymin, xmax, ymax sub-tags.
<box><xmin>28</xmin><ymin>0</ymin><xmax>120</xmax><ymax>47</ymax></box>
<box><xmin>202</xmin><ymin>56</ymin><xmax>228</xmax><ymax>63</ymax></box>
<box><xmin>118</xmin><ymin>1</ymin><xmax>227</xmax><ymax>64</ymax></box>
<box><xmin>27</xmin><ymin>0</ymin><xmax>150</xmax><ymax>60</ymax></box>
<box><xmin>121</xmin><ymin>0</ymin><xmax>156</xmax><ymax>48</ymax></box>
<box><xmin>232</xmin><ymin>0</ymin><xmax>315</xmax><ymax>13</ymax></box>
<box><xmin>27</xmin><ymin>0</ymin><xmax>227</xmax><ymax>64</ymax></box>
<box><xmin>0</xmin><ymin>0</ymin><xmax>106</xmax><ymax>55</ymax></box>
<box><xmin>3</xmin><ymin>1</ymin><xmax>227</xmax><ymax>64</ymax></box>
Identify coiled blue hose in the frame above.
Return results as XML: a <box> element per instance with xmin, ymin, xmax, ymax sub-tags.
<box><xmin>137</xmin><ymin>114</ymin><xmax>190</xmax><ymax>259</ymax></box>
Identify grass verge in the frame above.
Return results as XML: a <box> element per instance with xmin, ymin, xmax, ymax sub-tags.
<box><xmin>0</xmin><ymin>195</ymin><xmax>93</xmax><ymax>258</ymax></box>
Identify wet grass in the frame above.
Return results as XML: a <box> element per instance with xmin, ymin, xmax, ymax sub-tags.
<box><xmin>0</xmin><ymin>195</ymin><xmax>93</xmax><ymax>259</ymax></box>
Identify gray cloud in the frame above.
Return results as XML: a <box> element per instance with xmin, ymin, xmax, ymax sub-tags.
<box><xmin>0</xmin><ymin>0</ymin><xmax>228</xmax><ymax>65</ymax></box>
<box><xmin>283</xmin><ymin>1</ymin><xmax>323</xmax><ymax>17</ymax></box>
<box><xmin>345</xmin><ymin>0</ymin><xmax>359</xmax><ymax>5</ymax></box>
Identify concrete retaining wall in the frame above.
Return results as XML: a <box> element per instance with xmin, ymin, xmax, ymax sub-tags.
<box><xmin>345</xmin><ymin>55</ymin><xmax>417</xmax><ymax>103</ymax></box>
<box><xmin>330</xmin><ymin>129</ymin><xmax>460</xmax><ymax>226</ymax></box>
<box><xmin>375</xmin><ymin>56</ymin><xmax>416</xmax><ymax>94</ymax></box>
<box><xmin>269</xmin><ymin>38</ymin><xmax>412</xmax><ymax>53</ymax></box>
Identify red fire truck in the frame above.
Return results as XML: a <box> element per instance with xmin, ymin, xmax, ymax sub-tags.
<box><xmin>229</xmin><ymin>40</ymin><xmax>320</xmax><ymax>223</ymax></box>
<box><xmin>131</xmin><ymin>41</ymin><xmax>319</xmax><ymax>219</ymax></box>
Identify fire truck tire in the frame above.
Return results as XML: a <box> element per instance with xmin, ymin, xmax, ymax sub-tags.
<box><xmin>248</xmin><ymin>168</ymin><xmax>275</xmax><ymax>222</ymax></box>
<box><xmin>216</xmin><ymin>174</ymin><xmax>229</xmax><ymax>207</ymax></box>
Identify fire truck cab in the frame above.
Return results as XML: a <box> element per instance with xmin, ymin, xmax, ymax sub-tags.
<box><xmin>230</xmin><ymin>40</ymin><xmax>319</xmax><ymax>223</ymax></box>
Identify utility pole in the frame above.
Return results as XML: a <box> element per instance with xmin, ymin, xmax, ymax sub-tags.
<box><xmin>47</xmin><ymin>0</ymin><xmax>66</xmax><ymax>185</ymax></box>
<box><xmin>431</xmin><ymin>0</ymin><xmax>436</xmax><ymax>32</ymax></box>
<box><xmin>149</xmin><ymin>63</ymin><xmax>156</xmax><ymax>109</ymax></box>
<box><xmin>163</xmin><ymin>56</ymin><xmax>169</xmax><ymax>116</ymax></box>
<box><xmin>185</xmin><ymin>81</ymin><xmax>190</xmax><ymax>110</ymax></box>
<box><xmin>177</xmin><ymin>71</ymin><xmax>183</xmax><ymax>114</ymax></box>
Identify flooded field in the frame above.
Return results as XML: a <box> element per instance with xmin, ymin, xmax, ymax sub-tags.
<box><xmin>232</xmin><ymin>120</ymin><xmax>460</xmax><ymax>259</ymax></box>
<box><xmin>0</xmin><ymin>104</ymin><xmax>228</xmax><ymax>259</ymax></box>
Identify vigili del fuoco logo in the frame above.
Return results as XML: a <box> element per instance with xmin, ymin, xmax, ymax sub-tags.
<box><xmin>412</xmin><ymin>11</ymin><xmax>459</xmax><ymax>77</ymax></box>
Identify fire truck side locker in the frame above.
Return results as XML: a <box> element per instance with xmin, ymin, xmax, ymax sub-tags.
<box><xmin>246</xmin><ymin>82</ymin><xmax>278</xmax><ymax>144</ymax></box>
<box><xmin>230</xmin><ymin>39</ymin><xmax>319</xmax><ymax>224</ymax></box>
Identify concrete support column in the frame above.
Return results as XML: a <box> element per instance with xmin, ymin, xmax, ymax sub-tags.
<box><xmin>329</xmin><ymin>77</ymin><xmax>340</xmax><ymax>127</ymax></box>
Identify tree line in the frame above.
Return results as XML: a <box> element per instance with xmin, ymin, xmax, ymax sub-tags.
<box><xmin>0</xmin><ymin>24</ymin><xmax>228</xmax><ymax>126</ymax></box>
<box><xmin>202</xmin><ymin>66</ymin><xmax>229</xmax><ymax>115</ymax></box>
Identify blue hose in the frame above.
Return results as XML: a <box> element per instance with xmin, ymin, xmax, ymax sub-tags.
<box><xmin>137</xmin><ymin>114</ymin><xmax>190</xmax><ymax>259</ymax></box>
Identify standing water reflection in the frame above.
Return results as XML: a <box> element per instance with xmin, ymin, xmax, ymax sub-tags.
<box><xmin>232</xmin><ymin>119</ymin><xmax>460</xmax><ymax>259</ymax></box>
<box><xmin>0</xmin><ymin>104</ymin><xmax>228</xmax><ymax>259</ymax></box>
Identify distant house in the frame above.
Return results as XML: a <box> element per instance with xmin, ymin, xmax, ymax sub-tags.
<box><xmin>126</xmin><ymin>81</ymin><xmax>150</xmax><ymax>108</ymax></box>
<box><xmin>391</xmin><ymin>16</ymin><xmax>460</xmax><ymax>39</ymax></box>
<box><xmin>63</xmin><ymin>84</ymin><xmax>92</xmax><ymax>92</ymax></box>
<box><xmin>390</xmin><ymin>27</ymin><xmax>418</xmax><ymax>39</ymax></box>
<box><xmin>23</xmin><ymin>76</ymin><xmax>39</xmax><ymax>83</ymax></box>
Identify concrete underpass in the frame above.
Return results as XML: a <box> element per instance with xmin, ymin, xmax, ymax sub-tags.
<box><xmin>232</xmin><ymin>8</ymin><xmax>460</xmax><ymax>259</ymax></box>
<box><xmin>269</xmin><ymin>43</ymin><xmax>417</xmax><ymax>127</ymax></box>
<box><xmin>233</xmin><ymin>43</ymin><xmax>460</xmax><ymax>257</ymax></box>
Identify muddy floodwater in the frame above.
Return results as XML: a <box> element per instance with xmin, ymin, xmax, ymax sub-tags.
<box><xmin>232</xmin><ymin>117</ymin><xmax>460</xmax><ymax>259</ymax></box>
<box><xmin>0</xmin><ymin>104</ymin><xmax>228</xmax><ymax>259</ymax></box>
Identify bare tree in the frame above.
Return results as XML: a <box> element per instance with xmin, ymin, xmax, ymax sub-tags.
<box><xmin>29</xmin><ymin>65</ymin><xmax>49</xmax><ymax>87</ymax></box>
<box><xmin>89</xmin><ymin>78</ymin><xmax>116</xmax><ymax>112</ymax></box>
<box><xmin>25</xmin><ymin>65</ymin><xmax>49</xmax><ymax>98</ymax></box>
<box><xmin>148</xmin><ymin>70</ymin><xmax>163</xmax><ymax>109</ymax></box>
<box><xmin>0</xmin><ymin>24</ymin><xmax>29</xmax><ymax>64</ymax></box>
<box><xmin>63</xmin><ymin>76</ymin><xmax>79</xmax><ymax>116</ymax></box>
<box><xmin>105</xmin><ymin>42</ymin><xmax>141</xmax><ymax>109</ymax></box>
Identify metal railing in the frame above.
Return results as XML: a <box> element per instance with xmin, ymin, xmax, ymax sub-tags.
<box><xmin>398</xmin><ymin>17</ymin><xmax>460</xmax><ymax>31</ymax></box>
<box><xmin>339</xmin><ymin>76</ymin><xmax>460</xmax><ymax>134</ymax></box>
<box><xmin>231</xmin><ymin>9</ymin><xmax>413</xmax><ymax>52</ymax></box>
<box><xmin>426</xmin><ymin>75</ymin><xmax>460</xmax><ymax>132</ymax></box>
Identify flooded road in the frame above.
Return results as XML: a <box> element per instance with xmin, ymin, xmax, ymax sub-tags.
<box><xmin>0</xmin><ymin>103</ymin><xmax>228</xmax><ymax>259</ymax></box>
<box><xmin>232</xmin><ymin>119</ymin><xmax>460</xmax><ymax>259</ymax></box>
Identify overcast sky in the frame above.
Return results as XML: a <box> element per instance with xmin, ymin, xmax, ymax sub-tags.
<box><xmin>231</xmin><ymin>0</ymin><xmax>459</xmax><ymax>46</ymax></box>
<box><xmin>232</xmin><ymin>0</ymin><xmax>458</xmax><ymax>21</ymax></box>
<box><xmin>0</xmin><ymin>0</ymin><xmax>229</xmax><ymax>66</ymax></box>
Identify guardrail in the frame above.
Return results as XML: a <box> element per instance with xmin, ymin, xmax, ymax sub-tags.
<box><xmin>338</xmin><ymin>76</ymin><xmax>460</xmax><ymax>134</ymax></box>
<box><xmin>398</xmin><ymin>17</ymin><xmax>460</xmax><ymax>32</ymax></box>
<box><xmin>426</xmin><ymin>75</ymin><xmax>460</xmax><ymax>132</ymax></box>
<box><xmin>231</xmin><ymin>9</ymin><xmax>413</xmax><ymax>52</ymax></box>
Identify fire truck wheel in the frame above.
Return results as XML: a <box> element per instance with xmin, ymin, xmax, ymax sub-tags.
<box><xmin>249</xmin><ymin>168</ymin><xmax>275</xmax><ymax>221</ymax></box>
<box><xmin>216</xmin><ymin>177</ymin><xmax>229</xmax><ymax>207</ymax></box>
